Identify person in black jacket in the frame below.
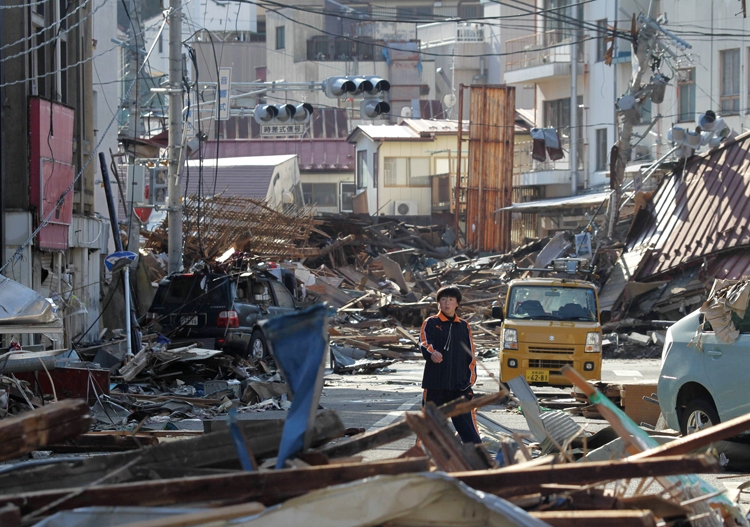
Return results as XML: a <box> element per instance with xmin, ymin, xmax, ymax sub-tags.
<box><xmin>419</xmin><ymin>285</ymin><xmax>481</xmax><ymax>444</ymax></box>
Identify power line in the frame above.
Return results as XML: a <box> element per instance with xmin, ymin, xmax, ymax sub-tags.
<box><xmin>0</xmin><ymin>0</ymin><xmax>47</xmax><ymax>10</ymax></box>
<box><xmin>0</xmin><ymin>0</ymin><xmax>98</xmax><ymax>56</ymax></box>
<box><xmin>0</xmin><ymin>13</ymin><xmax>172</xmax><ymax>273</ymax></box>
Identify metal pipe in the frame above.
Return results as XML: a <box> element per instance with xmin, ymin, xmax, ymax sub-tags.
<box><xmin>167</xmin><ymin>0</ymin><xmax>183</xmax><ymax>273</ymax></box>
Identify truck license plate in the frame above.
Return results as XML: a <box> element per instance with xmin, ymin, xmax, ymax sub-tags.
<box><xmin>525</xmin><ymin>369</ymin><xmax>549</xmax><ymax>383</ymax></box>
<box><xmin>181</xmin><ymin>316</ymin><xmax>198</xmax><ymax>326</ymax></box>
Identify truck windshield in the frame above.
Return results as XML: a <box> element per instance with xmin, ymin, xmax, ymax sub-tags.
<box><xmin>507</xmin><ymin>285</ymin><xmax>597</xmax><ymax>322</ymax></box>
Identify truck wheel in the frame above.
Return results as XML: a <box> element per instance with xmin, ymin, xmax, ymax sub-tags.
<box><xmin>249</xmin><ymin>329</ymin><xmax>268</xmax><ymax>360</ymax></box>
<box><xmin>680</xmin><ymin>398</ymin><xmax>720</xmax><ymax>436</ymax></box>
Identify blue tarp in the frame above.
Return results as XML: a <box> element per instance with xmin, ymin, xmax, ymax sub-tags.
<box><xmin>263</xmin><ymin>303</ymin><xmax>329</xmax><ymax>469</ymax></box>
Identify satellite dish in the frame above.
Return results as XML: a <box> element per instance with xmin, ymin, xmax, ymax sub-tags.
<box><xmin>443</xmin><ymin>94</ymin><xmax>456</xmax><ymax>108</ymax></box>
<box><xmin>400</xmin><ymin>107</ymin><xmax>413</xmax><ymax>118</ymax></box>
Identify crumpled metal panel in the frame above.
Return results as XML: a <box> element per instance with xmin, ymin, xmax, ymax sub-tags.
<box><xmin>628</xmin><ymin>131</ymin><xmax>750</xmax><ymax>280</ymax></box>
<box><xmin>0</xmin><ymin>275</ymin><xmax>58</xmax><ymax>325</ymax></box>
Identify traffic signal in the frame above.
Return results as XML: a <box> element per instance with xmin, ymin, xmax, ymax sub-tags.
<box><xmin>322</xmin><ymin>76</ymin><xmax>391</xmax><ymax>119</ymax></box>
<box><xmin>360</xmin><ymin>99</ymin><xmax>391</xmax><ymax>119</ymax></box>
<box><xmin>253</xmin><ymin>103</ymin><xmax>314</xmax><ymax>125</ymax></box>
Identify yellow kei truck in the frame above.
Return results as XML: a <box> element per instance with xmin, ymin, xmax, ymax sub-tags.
<box><xmin>492</xmin><ymin>275</ymin><xmax>610</xmax><ymax>386</ymax></box>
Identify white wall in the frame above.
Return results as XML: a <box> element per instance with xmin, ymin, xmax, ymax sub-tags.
<box><xmin>92</xmin><ymin>0</ymin><xmax>121</xmax><ymax>256</ymax></box>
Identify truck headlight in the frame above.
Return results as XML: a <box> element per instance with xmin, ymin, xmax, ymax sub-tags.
<box><xmin>503</xmin><ymin>328</ymin><xmax>518</xmax><ymax>350</ymax></box>
<box><xmin>585</xmin><ymin>332</ymin><xmax>601</xmax><ymax>353</ymax></box>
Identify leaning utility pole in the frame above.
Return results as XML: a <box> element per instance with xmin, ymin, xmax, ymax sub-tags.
<box><xmin>607</xmin><ymin>8</ymin><xmax>690</xmax><ymax>239</ymax></box>
<box><xmin>167</xmin><ymin>0</ymin><xmax>183</xmax><ymax>273</ymax></box>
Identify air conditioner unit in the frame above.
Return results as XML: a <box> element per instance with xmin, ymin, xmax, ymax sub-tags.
<box><xmin>394</xmin><ymin>200</ymin><xmax>418</xmax><ymax>216</ymax></box>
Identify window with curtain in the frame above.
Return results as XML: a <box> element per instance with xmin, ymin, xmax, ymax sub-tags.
<box><xmin>678</xmin><ymin>68</ymin><xmax>696</xmax><ymax>122</ymax></box>
<box><xmin>720</xmin><ymin>49</ymin><xmax>740</xmax><ymax>114</ymax></box>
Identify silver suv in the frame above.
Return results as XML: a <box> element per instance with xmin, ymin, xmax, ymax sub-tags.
<box><xmin>658</xmin><ymin>309</ymin><xmax>750</xmax><ymax>435</ymax></box>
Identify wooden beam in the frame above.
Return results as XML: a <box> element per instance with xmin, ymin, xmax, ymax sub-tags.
<box><xmin>2</xmin><ymin>458</ymin><xmax>431</xmax><ymax>516</ymax></box>
<box><xmin>47</xmin><ymin>433</ymin><xmax>159</xmax><ymax>452</ymax></box>
<box><xmin>316</xmin><ymin>391</ymin><xmax>507</xmax><ymax>459</ymax></box>
<box><xmin>452</xmin><ymin>455</ymin><xmax>719</xmax><ymax>497</ymax></box>
<box><xmin>0</xmin><ymin>399</ymin><xmax>91</xmax><ymax>463</ymax></box>
<box><xmin>630</xmin><ymin>411</ymin><xmax>750</xmax><ymax>461</ymax></box>
<box><xmin>530</xmin><ymin>510</ymin><xmax>657</xmax><ymax>527</ymax></box>
<box><xmin>0</xmin><ymin>410</ymin><xmax>344</xmax><ymax>494</ymax></box>
<box><xmin>405</xmin><ymin>402</ymin><xmax>493</xmax><ymax>472</ymax></box>
<box><xmin>115</xmin><ymin>502</ymin><xmax>265</xmax><ymax>527</ymax></box>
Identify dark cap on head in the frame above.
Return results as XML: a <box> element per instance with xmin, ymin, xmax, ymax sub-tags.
<box><xmin>436</xmin><ymin>285</ymin><xmax>461</xmax><ymax>304</ymax></box>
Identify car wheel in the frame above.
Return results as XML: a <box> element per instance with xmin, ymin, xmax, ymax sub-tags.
<box><xmin>680</xmin><ymin>398</ymin><xmax>720</xmax><ymax>436</ymax></box>
<box><xmin>249</xmin><ymin>329</ymin><xmax>268</xmax><ymax>360</ymax></box>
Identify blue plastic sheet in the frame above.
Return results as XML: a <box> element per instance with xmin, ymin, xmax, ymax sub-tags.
<box><xmin>262</xmin><ymin>304</ymin><xmax>329</xmax><ymax>469</ymax></box>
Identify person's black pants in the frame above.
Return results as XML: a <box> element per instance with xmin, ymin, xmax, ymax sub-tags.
<box><xmin>423</xmin><ymin>388</ymin><xmax>481</xmax><ymax>444</ymax></box>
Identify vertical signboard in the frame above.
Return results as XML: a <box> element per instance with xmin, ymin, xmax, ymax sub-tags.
<box><xmin>217</xmin><ymin>67</ymin><xmax>231</xmax><ymax>121</ymax></box>
<box><xmin>29</xmin><ymin>98</ymin><xmax>76</xmax><ymax>250</ymax></box>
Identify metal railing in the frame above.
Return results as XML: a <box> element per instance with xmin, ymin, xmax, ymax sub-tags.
<box><xmin>419</xmin><ymin>22</ymin><xmax>485</xmax><ymax>48</ymax></box>
<box><xmin>505</xmin><ymin>29</ymin><xmax>583</xmax><ymax>72</ymax></box>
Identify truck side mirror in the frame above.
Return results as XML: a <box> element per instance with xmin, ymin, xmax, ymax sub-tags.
<box><xmin>492</xmin><ymin>305</ymin><xmax>504</xmax><ymax>320</ymax></box>
<box><xmin>600</xmin><ymin>310</ymin><xmax>611</xmax><ymax>324</ymax></box>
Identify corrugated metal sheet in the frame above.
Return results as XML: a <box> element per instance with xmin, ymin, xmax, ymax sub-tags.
<box><xmin>628</xmin><ymin>130</ymin><xmax>750</xmax><ymax>280</ymax></box>
<box><xmin>200</xmin><ymin>139</ymin><xmax>354</xmax><ymax>171</ymax></box>
<box><xmin>184</xmin><ymin>157</ymin><xmax>286</xmax><ymax>199</ymax></box>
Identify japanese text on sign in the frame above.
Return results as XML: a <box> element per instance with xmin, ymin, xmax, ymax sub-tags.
<box><xmin>216</xmin><ymin>67</ymin><xmax>231</xmax><ymax>121</ymax></box>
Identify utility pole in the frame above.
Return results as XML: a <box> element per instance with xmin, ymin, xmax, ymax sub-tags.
<box><xmin>126</xmin><ymin>0</ymin><xmax>142</xmax><ymax>255</ymax></box>
<box><xmin>569</xmin><ymin>2</ymin><xmax>580</xmax><ymax>197</ymax></box>
<box><xmin>604</xmin><ymin>8</ymin><xmax>690</xmax><ymax>237</ymax></box>
<box><xmin>167</xmin><ymin>0</ymin><xmax>183</xmax><ymax>273</ymax></box>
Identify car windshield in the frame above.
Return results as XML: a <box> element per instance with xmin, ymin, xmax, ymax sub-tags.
<box><xmin>507</xmin><ymin>285</ymin><xmax>598</xmax><ymax>322</ymax></box>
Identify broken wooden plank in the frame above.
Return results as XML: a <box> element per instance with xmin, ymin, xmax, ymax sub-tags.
<box><xmin>47</xmin><ymin>433</ymin><xmax>159</xmax><ymax>452</ymax></box>
<box><xmin>118</xmin><ymin>347</ymin><xmax>151</xmax><ymax>381</ymax></box>
<box><xmin>406</xmin><ymin>402</ymin><xmax>493</xmax><ymax>472</ymax></box>
<box><xmin>316</xmin><ymin>391</ymin><xmax>507</xmax><ymax>459</ymax></box>
<box><xmin>0</xmin><ymin>410</ymin><xmax>344</xmax><ymax>494</ymax></box>
<box><xmin>452</xmin><ymin>455</ymin><xmax>719</xmax><ymax>497</ymax></box>
<box><xmin>115</xmin><ymin>502</ymin><xmax>266</xmax><ymax>527</ymax></box>
<box><xmin>630</xmin><ymin>411</ymin><xmax>750</xmax><ymax>461</ymax></box>
<box><xmin>0</xmin><ymin>399</ymin><xmax>91</xmax><ymax>462</ymax></box>
<box><xmin>2</xmin><ymin>458</ymin><xmax>431</xmax><ymax>515</ymax></box>
<box><xmin>530</xmin><ymin>510</ymin><xmax>657</xmax><ymax>527</ymax></box>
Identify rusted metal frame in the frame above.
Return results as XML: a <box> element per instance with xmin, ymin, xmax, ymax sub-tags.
<box><xmin>455</xmin><ymin>84</ymin><xmax>465</xmax><ymax>241</ymax></box>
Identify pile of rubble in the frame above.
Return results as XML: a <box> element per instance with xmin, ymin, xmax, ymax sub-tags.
<box><xmin>0</xmin><ymin>369</ymin><xmax>748</xmax><ymax>526</ymax></box>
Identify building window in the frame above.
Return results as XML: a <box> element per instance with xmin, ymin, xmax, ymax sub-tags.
<box><xmin>340</xmin><ymin>182</ymin><xmax>356</xmax><ymax>212</ymax></box>
<box><xmin>396</xmin><ymin>5</ymin><xmax>433</xmax><ymax>20</ymax></box>
<box><xmin>641</xmin><ymin>97</ymin><xmax>652</xmax><ymax>121</ymax></box>
<box><xmin>302</xmin><ymin>183</ymin><xmax>337</xmax><ymax>207</ymax></box>
<box><xmin>458</xmin><ymin>1</ymin><xmax>482</xmax><ymax>19</ymax></box>
<box><xmin>720</xmin><ymin>48</ymin><xmax>740</xmax><ymax>114</ymax></box>
<box><xmin>596</xmin><ymin>19</ymin><xmax>607</xmax><ymax>63</ymax></box>
<box><xmin>543</xmin><ymin>96</ymin><xmax>583</xmax><ymax>143</ymax></box>
<box><xmin>384</xmin><ymin>158</ymin><xmax>430</xmax><ymax>187</ymax></box>
<box><xmin>356</xmin><ymin>150</ymin><xmax>368</xmax><ymax>189</ymax></box>
<box><xmin>677</xmin><ymin>68</ymin><xmax>696</xmax><ymax>122</ymax></box>
<box><xmin>595</xmin><ymin>129</ymin><xmax>608</xmax><ymax>171</ymax></box>
<box><xmin>275</xmin><ymin>26</ymin><xmax>285</xmax><ymax>50</ymax></box>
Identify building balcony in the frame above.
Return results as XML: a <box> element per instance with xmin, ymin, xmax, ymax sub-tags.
<box><xmin>307</xmin><ymin>35</ymin><xmax>389</xmax><ymax>61</ymax></box>
<box><xmin>504</xmin><ymin>30</ymin><xmax>584</xmax><ymax>85</ymax></box>
<box><xmin>513</xmin><ymin>139</ymin><xmax>584</xmax><ymax>188</ymax></box>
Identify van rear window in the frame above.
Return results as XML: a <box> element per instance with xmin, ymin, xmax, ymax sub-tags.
<box><xmin>163</xmin><ymin>276</ymin><xmax>226</xmax><ymax>305</ymax></box>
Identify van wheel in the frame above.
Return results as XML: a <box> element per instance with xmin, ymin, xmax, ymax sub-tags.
<box><xmin>249</xmin><ymin>329</ymin><xmax>268</xmax><ymax>360</ymax></box>
<box><xmin>680</xmin><ymin>398</ymin><xmax>720</xmax><ymax>436</ymax></box>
